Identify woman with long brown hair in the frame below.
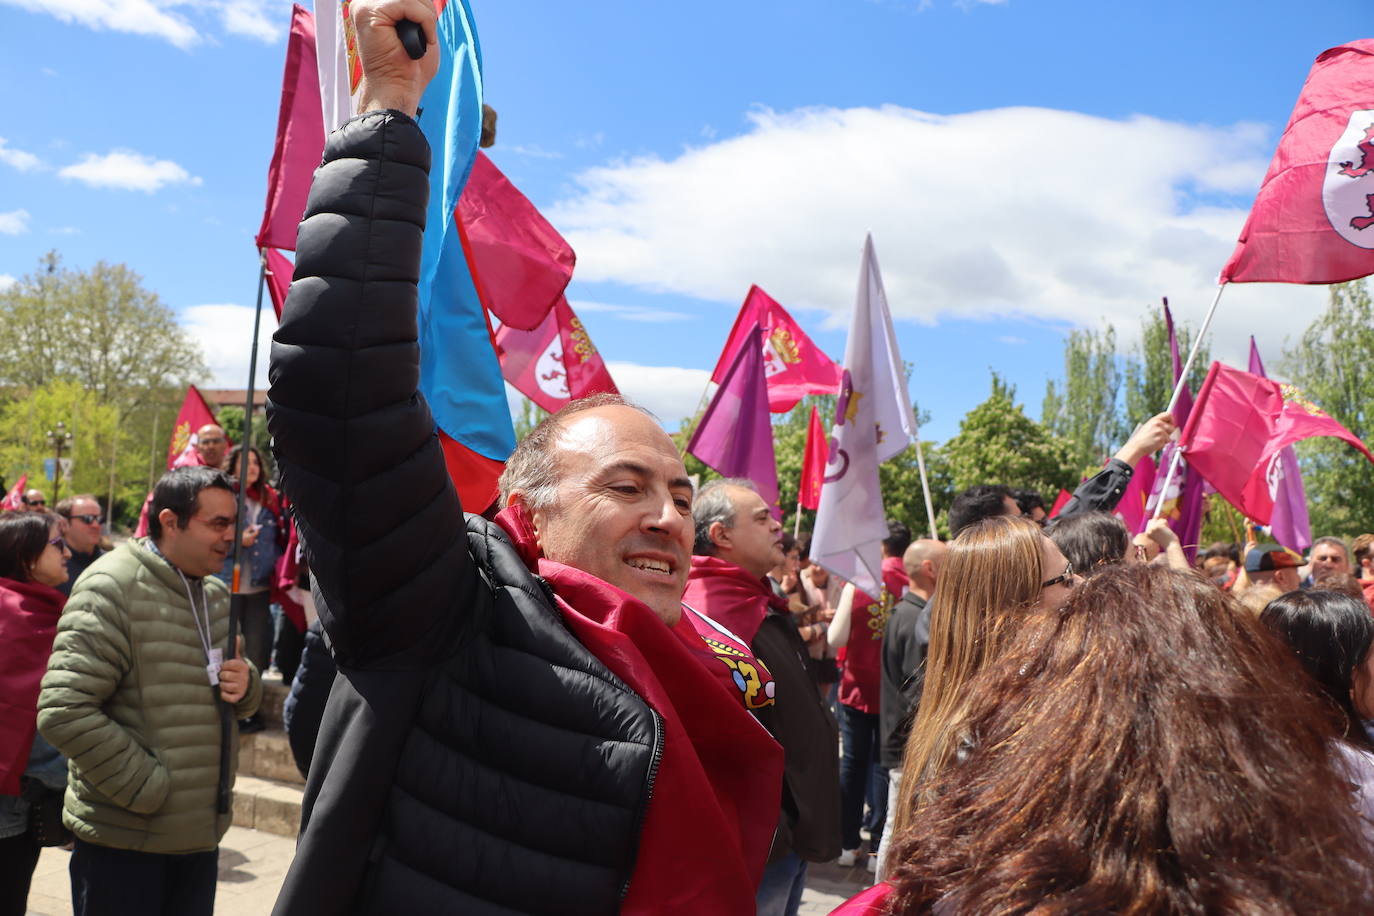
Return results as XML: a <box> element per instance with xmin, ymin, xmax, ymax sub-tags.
<box><xmin>836</xmin><ymin>565</ymin><xmax>1374</xmax><ymax>914</ymax></box>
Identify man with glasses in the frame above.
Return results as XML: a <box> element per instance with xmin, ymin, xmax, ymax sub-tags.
<box><xmin>54</xmin><ymin>494</ymin><xmax>105</xmax><ymax>596</ymax></box>
<box><xmin>192</xmin><ymin>425</ymin><xmax>229</xmax><ymax>471</ymax></box>
<box><xmin>23</xmin><ymin>489</ymin><xmax>47</xmax><ymax>509</ymax></box>
<box><xmin>39</xmin><ymin>467</ymin><xmax>261</xmax><ymax>916</ymax></box>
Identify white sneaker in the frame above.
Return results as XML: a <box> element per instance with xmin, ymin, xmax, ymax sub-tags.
<box><xmin>836</xmin><ymin>848</ymin><xmax>860</xmax><ymax>867</ymax></box>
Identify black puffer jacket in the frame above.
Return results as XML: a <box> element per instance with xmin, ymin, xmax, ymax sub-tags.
<box><xmin>268</xmin><ymin>110</ymin><xmax>661</xmax><ymax>915</ymax></box>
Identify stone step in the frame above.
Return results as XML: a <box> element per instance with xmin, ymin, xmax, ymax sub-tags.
<box><xmin>232</xmin><ymin>774</ymin><xmax>303</xmax><ymax>837</ymax></box>
<box><xmin>239</xmin><ymin>728</ymin><xmax>305</xmax><ymax>786</ymax></box>
<box><xmin>259</xmin><ymin>680</ymin><xmax>291</xmax><ymax>729</ymax></box>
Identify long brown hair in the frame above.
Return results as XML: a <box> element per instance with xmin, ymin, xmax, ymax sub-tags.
<box><xmin>887</xmin><ymin>564</ymin><xmax>1374</xmax><ymax>914</ymax></box>
<box><xmin>894</xmin><ymin>515</ymin><xmax>1045</xmax><ymax>835</ymax></box>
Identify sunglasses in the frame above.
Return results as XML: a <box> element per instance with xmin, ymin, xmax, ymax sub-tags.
<box><xmin>1041</xmin><ymin>560</ymin><xmax>1076</xmax><ymax>589</ymax></box>
<box><xmin>70</xmin><ymin>514</ymin><xmax>103</xmax><ymax>525</ymax></box>
<box><xmin>48</xmin><ymin>536</ymin><xmax>68</xmax><ymax>551</ymax></box>
<box><xmin>27</xmin><ymin>500</ymin><xmax>46</xmax><ymax>507</ymax></box>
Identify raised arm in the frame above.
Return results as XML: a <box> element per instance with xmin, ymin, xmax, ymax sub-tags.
<box><xmin>267</xmin><ymin>0</ymin><xmax>480</xmax><ymax>668</ymax></box>
<box><xmin>1058</xmin><ymin>413</ymin><xmax>1176</xmax><ymax>519</ymax></box>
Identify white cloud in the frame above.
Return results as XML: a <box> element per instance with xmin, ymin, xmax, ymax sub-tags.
<box><xmin>179</xmin><ymin>304</ymin><xmax>273</xmax><ymax>389</ymax></box>
<box><xmin>0</xmin><ymin>209</ymin><xmax>31</xmax><ymax>235</ymax></box>
<box><xmin>214</xmin><ymin>0</ymin><xmax>280</xmax><ymax>43</ymax></box>
<box><xmin>550</xmin><ymin>103</ymin><xmax>1326</xmax><ymax>365</ymax></box>
<box><xmin>503</xmin><ymin>144</ymin><xmax>564</xmax><ymax>160</ymax></box>
<box><xmin>573</xmin><ymin>299</ymin><xmax>692</xmax><ymax>323</ymax></box>
<box><xmin>0</xmin><ymin>274</ymin><xmax>15</xmax><ymax>292</ymax></box>
<box><xmin>997</xmin><ymin>335</ymin><xmax>1027</xmax><ymax>346</ymax></box>
<box><xmin>49</xmin><ymin>226</ymin><xmax>81</xmax><ymax>236</ymax></box>
<box><xmin>59</xmin><ymin>149</ymin><xmax>201</xmax><ymax>192</ymax></box>
<box><xmin>2</xmin><ymin>0</ymin><xmax>201</xmax><ymax>48</ymax></box>
<box><xmin>605</xmin><ymin>361</ymin><xmax>712</xmax><ymax>429</ymax></box>
<box><xmin>0</xmin><ymin>138</ymin><xmax>43</xmax><ymax>171</ymax></box>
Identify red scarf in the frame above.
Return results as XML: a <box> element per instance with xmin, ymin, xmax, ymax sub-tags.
<box><xmin>495</xmin><ymin>506</ymin><xmax>783</xmax><ymax>914</ymax></box>
<box><xmin>683</xmin><ymin>555</ymin><xmax>786</xmax><ymax>645</ymax></box>
<box><xmin>0</xmin><ymin>577</ymin><xmax>66</xmax><ymax>795</ymax></box>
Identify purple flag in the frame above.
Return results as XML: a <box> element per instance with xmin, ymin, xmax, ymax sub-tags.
<box><xmin>1145</xmin><ymin>300</ymin><xmax>1205</xmax><ymax>562</ymax></box>
<box><xmin>1249</xmin><ymin>338</ymin><xmax>1313</xmax><ymax>553</ymax></box>
<box><xmin>688</xmin><ymin>324</ymin><xmax>779</xmax><ymax>511</ymax></box>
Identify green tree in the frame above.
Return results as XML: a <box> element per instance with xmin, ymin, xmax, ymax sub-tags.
<box><xmin>1283</xmin><ymin>281</ymin><xmax>1374</xmax><ymax>537</ymax></box>
<box><xmin>1042</xmin><ymin>325</ymin><xmax>1124</xmax><ymax>474</ymax></box>
<box><xmin>512</xmin><ymin>396</ymin><xmax>550</xmax><ymax>441</ymax></box>
<box><xmin>0</xmin><ymin>379</ymin><xmax>147</xmax><ymax>517</ymax></box>
<box><xmin>943</xmin><ymin>373</ymin><xmax>1079</xmax><ymax>529</ymax></box>
<box><xmin>0</xmin><ymin>252</ymin><xmax>206</xmax><ymax>408</ymax></box>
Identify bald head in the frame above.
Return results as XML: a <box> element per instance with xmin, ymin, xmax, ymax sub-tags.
<box><xmin>903</xmin><ymin>538</ymin><xmax>947</xmax><ymax>598</ymax></box>
<box><xmin>195</xmin><ymin>424</ymin><xmax>228</xmax><ymax>469</ymax></box>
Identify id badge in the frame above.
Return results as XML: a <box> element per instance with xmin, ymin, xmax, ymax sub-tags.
<box><xmin>206</xmin><ymin>648</ymin><xmax>223</xmax><ymax>687</ymax></box>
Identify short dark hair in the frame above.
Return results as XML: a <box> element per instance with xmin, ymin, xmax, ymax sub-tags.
<box><xmin>883</xmin><ymin>519</ymin><xmax>912</xmax><ymax>557</ymax></box>
<box><xmin>148</xmin><ymin>466</ymin><xmax>234</xmax><ymax>541</ymax></box>
<box><xmin>948</xmin><ymin>485</ymin><xmax>1014</xmax><ymax>538</ymax></box>
<box><xmin>1046</xmin><ymin>511</ymin><xmax>1130</xmax><ymax>575</ymax></box>
<box><xmin>1201</xmin><ymin>541</ymin><xmax>1241</xmax><ymax>565</ymax></box>
<box><xmin>1012</xmin><ymin>488</ymin><xmax>1045</xmax><ymax>517</ymax></box>
<box><xmin>1311</xmin><ymin>536</ymin><xmax>1350</xmax><ymax>562</ymax></box>
<box><xmin>1260</xmin><ymin>589</ymin><xmax>1374</xmax><ymax>752</ymax></box>
<box><xmin>0</xmin><ymin>510</ymin><xmax>58</xmax><ymax>581</ymax></box>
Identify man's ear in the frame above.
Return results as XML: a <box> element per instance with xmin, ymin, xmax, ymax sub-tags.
<box><xmin>157</xmin><ymin>508</ymin><xmax>180</xmax><ymax>533</ymax></box>
<box><xmin>709</xmin><ymin>520</ymin><xmax>731</xmax><ymax>551</ymax></box>
<box><xmin>507</xmin><ymin>491</ymin><xmax>545</xmax><ymax>552</ymax></box>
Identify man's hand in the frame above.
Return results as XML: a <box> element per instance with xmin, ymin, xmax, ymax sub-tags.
<box><xmin>1145</xmin><ymin>517</ymin><xmax>1179</xmax><ymax>548</ymax></box>
<box><xmin>351</xmin><ymin>0</ymin><xmax>440</xmax><ymax>118</ymax></box>
<box><xmin>1114</xmin><ymin>413</ymin><xmax>1177</xmax><ymax>467</ymax></box>
<box><xmin>219</xmin><ymin>658</ymin><xmax>249</xmax><ymax>705</ymax></box>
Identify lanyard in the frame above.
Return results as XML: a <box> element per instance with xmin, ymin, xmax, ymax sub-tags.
<box><xmin>176</xmin><ymin>569</ymin><xmax>215</xmax><ymax>664</ymax></box>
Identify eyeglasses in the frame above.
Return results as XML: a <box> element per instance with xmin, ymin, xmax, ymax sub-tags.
<box><xmin>26</xmin><ymin>500</ymin><xmax>46</xmax><ymax>507</ymax></box>
<box><xmin>70</xmin><ymin>514</ymin><xmax>103</xmax><ymax>525</ymax></box>
<box><xmin>192</xmin><ymin>515</ymin><xmax>235</xmax><ymax>533</ymax></box>
<box><xmin>1041</xmin><ymin>560</ymin><xmax>1076</xmax><ymax>589</ymax></box>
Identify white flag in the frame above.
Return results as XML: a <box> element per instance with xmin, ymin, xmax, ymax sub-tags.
<box><xmin>315</xmin><ymin>0</ymin><xmax>357</xmax><ymax>133</ymax></box>
<box><xmin>810</xmin><ymin>235</ymin><xmax>916</xmax><ymax>598</ymax></box>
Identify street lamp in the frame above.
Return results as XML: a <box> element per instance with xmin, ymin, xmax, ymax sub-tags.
<box><xmin>47</xmin><ymin>421</ymin><xmax>73</xmax><ymax>504</ymax></box>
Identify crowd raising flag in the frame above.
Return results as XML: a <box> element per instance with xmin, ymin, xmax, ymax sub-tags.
<box><xmin>495</xmin><ymin>296</ymin><xmax>618</xmax><ymax>412</ymax></box>
<box><xmin>1144</xmin><ymin>301</ymin><xmax>1205</xmax><ymax>562</ymax></box>
<box><xmin>711</xmin><ymin>285</ymin><xmax>842</xmax><ymax>413</ymax></box>
<box><xmin>1181</xmin><ymin>362</ymin><xmax>1374</xmax><ymax>525</ymax></box>
<box><xmin>167</xmin><ymin>385</ymin><xmax>222</xmax><ymax>469</ymax></box>
<box><xmin>315</xmin><ymin>0</ymin><xmax>513</xmax><ymax>511</ymax></box>
<box><xmin>810</xmin><ymin>236</ymin><xmax>916</xmax><ymax>599</ymax></box>
<box><xmin>1221</xmin><ymin>39</ymin><xmax>1374</xmax><ymax>285</ymax></box>
<box><xmin>1249</xmin><ymin>338</ymin><xmax>1312</xmax><ymax>553</ymax></box>
<box><xmin>688</xmin><ymin>324</ymin><xmax>780</xmax><ymax>511</ymax></box>
<box><xmin>457</xmin><ymin>151</ymin><xmax>576</xmax><ymax>331</ymax></box>
<box><xmin>2</xmin><ymin>474</ymin><xmax>28</xmax><ymax>510</ymax></box>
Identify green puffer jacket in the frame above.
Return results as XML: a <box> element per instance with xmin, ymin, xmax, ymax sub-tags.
<box><xmin>37</xmin><ymin>538</ymin><xmax>261</xmax><ymax>853</ymax></box>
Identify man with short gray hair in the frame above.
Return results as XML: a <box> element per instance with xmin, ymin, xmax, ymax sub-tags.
<box><xmin>684</xmin><ymin>478</ymin><xmax>840</xmax><ymax>916</ymax></box>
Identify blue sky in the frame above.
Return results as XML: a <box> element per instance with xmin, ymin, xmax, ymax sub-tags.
<box><xmin>0</xmin><ymin>0</ymin><xmax>1367</xmax><ymax>443</ymax></box>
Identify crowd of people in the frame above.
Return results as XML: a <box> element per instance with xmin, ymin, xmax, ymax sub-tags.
<box><xmin>5</xmin><ymin>2</ymin><xmax>1374</xmax><ymax>914</ymax></box>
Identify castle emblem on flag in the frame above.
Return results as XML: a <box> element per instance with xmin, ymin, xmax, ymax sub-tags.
<box><xmin>171</xmin><ymin>421</ymin><xmax>192</xmax><ymax>457</ymax></box>
<box><xmin>1323</xmin><ymin>109</ymin><xmax>1374</xmax><ymax>248</ymax></box>
<box><xmin>568</xmin><ymin>318</ymin><xmax>597</xmax><ymax>364</ymax></box>
<box><xmin>760</xmin><ymin>327</ymin><xmax>802</xmax><ymax>377</ymax></box>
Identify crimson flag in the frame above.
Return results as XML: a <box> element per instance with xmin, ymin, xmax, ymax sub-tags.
<box><xmin>496</xmin><ymin>296</ymin><xmax>618</xmax><ymax>413</ymax></box>
<box><xmin>263</xmin><ymin>248</ymin><xmax>294</xmax><ymax>320</ymax></box>
<box><xmin>256</xmin><ymin>4</ymin><xmax>325</xmax><ymax>252</ymax></box>
<box><xmin>711</xmin><ymin>286</ymin><xmax>842</xmax><ymax>413</ymax></box>
<box><xmin>799</xmin><ymin>405</ymin><xmax>826</xmax><ymax>510</ymax></box>
<box><xmin>457</xmin><ymin>152</ymin><xmax>576</xmax><ymax>331</ymax></box>
<box><xmin>2</xmin><ymin>474</ymin><xmax>28</xmax><ymax>510</ymax></box>
<box><xmin>1221</xmin><ymin>40</ymin><xmax>1374</xmax><ymax>284</ymax></box>
<box><xmin>1048</xmin><ymin>488</ymin><xmax>1073</xmax><ymax>519</ymax></box>
<box><xmin>1181</xmin><ymin>362</ymin><xmax>1374</xmax><ymax>524</ymax></box>
<box><xmin>168</xmin><ymin>385</ymin><xmax>222</xmax><ymax>470</ymax></box>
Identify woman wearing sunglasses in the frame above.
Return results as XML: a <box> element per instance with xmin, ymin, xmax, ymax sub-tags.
<box><xmin>0</xmin><ymin>510</ymin><xmax>71</xmax><ymax>914</ymax></box>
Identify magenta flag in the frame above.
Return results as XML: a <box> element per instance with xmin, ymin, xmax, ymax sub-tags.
<box><xmin>457</xmin><ymin>152</ymin><xmax>576</xmax><ymax>331</ymax></box>
<box><xmin>1114</xmin><ymin>455</ymin><xmax>1157</xmax><ymax>534</ymax></box>
<box><xmin>1249</xmin><ymin>338</ymin><xmax>1313</xmax><ymax>552</ymax></box>
<box><xmin>263</xmin><ymin>248</ymin><xmax>294</xmax><ymax>320</ymax></box>
<box><xmin>1182</xmin><ymin>362</ymin><xmax>1374</xmax><ymax>524</ymax></box>
<box><xmin>496</xmin><ymin>296</ymin><xmax>618</xmax><ymax>413</ymax></box>
<box><xmin>1144</xmin><ymin>301</ymin><xmax>1205</xmax><ymax>561</ymax></box>
<box><xmin>689</xmin><ymin>324</ymin><xmax>779</xmax><ymax>510</ymax></box>
<box><xmin>256</xmin><ymin>5</ymin><xmax>325</xmax><ymax>252</ymax></box>
<box><xmin>1221</xmin><ymin>40</ymin><xmax>1374</xmax><ymax>284</ymax></box>
<box><xmin>712</xmin><ymin>286</ymin><xmax>842</xmax><ymax>413</ymax></box>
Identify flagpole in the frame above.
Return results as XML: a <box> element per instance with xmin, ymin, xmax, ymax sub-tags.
<box><xmin>1165</xmin><ymin>283</ymin><xmax>1227</xmax><ymax>417</ymax></box>
<box><xmin>793</xmin><ymin>497</ymin><xmax>803</xmax><ymax>540</ymax></box>
<box><xmin>1150</xmin><ymin>442</ymin><xmax>1187</xmax><ymax>522</ymax></box>
<box><xmin>913</xmin><ymin>437</ymin><xmax>938</xmax><ymax>540</ymax></box>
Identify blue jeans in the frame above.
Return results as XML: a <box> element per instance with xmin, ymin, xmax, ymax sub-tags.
<box><xmin>838</xmin><ymin>702</ymin><xmax>886</xmax><ymax>850</ymax></box>
<box><xmin>755</xmin><ymin>851</ymin><xmax>808</xmax><ymax>916</ymax></box>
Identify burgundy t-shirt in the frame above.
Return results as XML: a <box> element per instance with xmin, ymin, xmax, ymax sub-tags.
<box><xmin>838</xmin><ymin>556</ymin><xmax>908</xmax><ymax>714</ymax></box>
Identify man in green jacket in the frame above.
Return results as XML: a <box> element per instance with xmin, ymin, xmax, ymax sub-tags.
<box><xmin>39</xmin><ymin>466</ymin><xmax>261</xmax><ymax>916</ymax></box>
